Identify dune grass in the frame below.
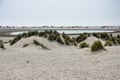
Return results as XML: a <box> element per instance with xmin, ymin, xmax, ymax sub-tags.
<box><xmin>105</xmin><ymin>40</ymin><xmax>112</xmax><ymax>46</ymax></box>
<box><xmin>0</xmin><ymin>40</ymin><xmax>5</xmax><ymax>49</ymax></box>
<box><xmin>33</xmin><ymin>40</ymin><xmax>49</xmax><ymax>50</ymax></box>
<box><xmin>22</xmin><ymin>44</ymin><xmax>29</xmax><ymax>48</ymax></box>
<box><xmin>91</xmin><ymin>40</ymin><xmax>105</xmax><ymax>52</ymax></box>
<box><xmin>80</xmin><ymin>42</ymin><xmax>89</xmax><ymax>48</ymax></box>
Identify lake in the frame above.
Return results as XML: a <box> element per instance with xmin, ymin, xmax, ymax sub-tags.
<box><xmin>10</xmin><ymin>30</ymin><xmax>114</xmax><ymax>35</ymax></box>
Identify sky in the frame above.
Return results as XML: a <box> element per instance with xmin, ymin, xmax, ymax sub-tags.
<box><xmin>0</xmin><ymin>0</ymin><xmax>120</xmax><ymax>26</ymax></box>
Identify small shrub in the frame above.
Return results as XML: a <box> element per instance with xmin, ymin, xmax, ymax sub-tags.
<box><xmin>87</xmin><ymin>33</ymin><xmax>91</xmax><ymax>37</ymax></box>
<box><xmin>64</xmin><ymin>39</ymin><xmax>70</xmax><ymax>45</ymax></box>
<box><xmin>111</xmin><ymin>37</ymin><xmax>117</xmax><ymax>45</ymax></box>
<box><xmin>105</xmin><ymin>40</ymin><xmax>112</xmax><ymax>46</ymax></box>
<box><xmin>43</xmin><ymin>30</ymin><xmax>49</xmax><ymax>34</ymax></box>
<box><xmin>62</xmin><ymin>32</ymin><xmax>68</xmax><ymax>39</ymax></box>
<box><xmin>117</xmin><ymin>38</ymin><xmax>120</xmax><ymax>44</ymax></box>
<box><xmin>33</xmin><ymin>31</ymin><xmax>39</xmax><ymax>35</ymax></box>
<box><xmin>92</xmin><ymin>33</ymin><xmax>100</xmax><ymax>38</ymax></box>
<box><xmin>0</xmin><ymin>40</ymin><xmax>5</xmax><ymax>49</ymax></box>
<box><xmin>117</xmin><ymin>34</ymin><xmax>120</xmax><ymax>39</ymax></box>
<box><xmin>0</xmin><ymin>40</ymin><xmax>3</xmax><ymax>43</ymax></box>
<box><xmin>24</xmin><ymin>31</ymin><xmax>38</xmax><ymax>38</ymax></box>
<box><xmin>76</xmin><ymin>34</ymin><xmax>87</xmax><ymax>43</ymax></box>
<box><xmin>80</xmin><ymin>42</ymin><xmax>89</xmax><ymax>48</ymax></box>
<box><xmin>43</xmin><ymin>33</ymin><xmax>48</xmax><ymax>38</ymax></box>
<box><xmin>23</xmin><ymin>44</ymin><xmax>29</xmax><ymax>48</ymax></box>
<box><xmin>0</xmin><ymin>43</ymin><xmax>4</xmax><ymax>49</ymax></box>
<box><xmin>40</xmin><ymin>44</ymin><xmax>49</xmax><ymax>50</ymax></box>
<box><xmin>73</xmin><ymin>42</ymin><xmax>77</xmax><ymax>46</ymax></box>
<box><xmin>110</xmin><ymin>33</ymin><xmax>113</xmax><ymax>39</ymax></box>
<box><xmin>56</xmin><ymin>37</ymin><xmax>64</xmax><ymax>45</ymax></box>
<box><xmin>100</xmin><ymin>33</ymin><xmax>110</xmax><ymax>40</ymax></box>
<box><xmin>39</xmin><ymin>32</ymin><xmax>45</xmax><ymax>37</ymax></box>
<box><xmin>91</xmin><ymin>40</ymin><xmax>104</xmax><ymax>52</ymax></box>
<box><xmin>10</xmin><ymin>34</ymin><xmax>22</xmax><ymax>45</ymax></box>
<box><xmin>54</xmin><ymin>30</ymin><xmax>60</xmax><ymax>37</ymax></box>
<box><xmin>33</xmin><ymin>40</ymin><xmax>40</xmax><ymax>46</ymax></box>
<box><xmin>48</xmin><ymin>34</ymin><xmax>56</xmax><ymax>41</ymax></box>
<box><xmin>33</xmin><ymin>40</ymin><xmax>48</xmax><ymax>49</ymax></box>
<box><xmin>72</xmin><ymin>37</ymin><xmax>76</xmax><ymax>41</ymax></box>
<box><xmin>21</xmin><ymin>33</ymin><xmax>27</xmax><ymax>38</ymax></box>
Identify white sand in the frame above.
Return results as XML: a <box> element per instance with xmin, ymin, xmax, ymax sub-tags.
<box><xmin>80</xmin><ymin>36</ymin><xmax>105</xmax><ymax>47</ymax></box>
<box><xmin>12</xmin><ymin>36</ymin><xmax>68</xmax><ymax>50</ymax></box>
<box><xmin>0</xmin><ymin>36</ymin><xmax>120</xmax><ymax>80</ymax></box>
<box><xmin>0</xmin><ymin>37</ymin><xmax>14</xmax><ymax>42</ymax></box>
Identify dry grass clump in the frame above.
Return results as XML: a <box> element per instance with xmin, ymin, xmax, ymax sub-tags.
<box><xmin>48</xmin><ymin>34</ymin><xmax>56</xmax><ymax>41</ymax></box>
<box><xmin>33</xmin><ymin>40</ymin><xmax>48</xmax><ymax>50</ymax></box>
<box><xmin>100</xmin><ymin>33</ymin><xmax>110</xmax><ymax>40</ymax></box>
<box><xmin>80</xmin><ymin>42</ymin><xmax>89</xmax><ymax>48</ymax></box>
<box><xmin>91</xmin><ymin>40</ymin><xmax>105</xmax><ymax>52</ymax></box>
<box><xmin>76</xmin><ymin>34</ymin><xmax>87</xmax><ymax>43</ymax></box>
<box><xmin>0</xmin><ymin>40</ymin><xmax>5</xmax><ymax>49</ymax></box>
<box><xmin>92</xmin><ymin>33</ymin><xmax>100</xmax><ymax>38</ymax></box>
<box><xmin>22</xmin><ymin>44</ymin><xmax>29</xmax><ymax>48</ymax></box>
<box><xmin>10</xmin><ymin>34</ymin><xmax>22</xmax><ymax>45</ymax></box>
<box><xmin>104</xmin><ymin>40</ymin><xmax>112</xmax><ymax>46</ymax></box>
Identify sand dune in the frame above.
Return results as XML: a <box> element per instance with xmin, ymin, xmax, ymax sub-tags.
<box><xmin>0</xmin><ymin>36</ymin><xmax>120</xmax><ymax>80</ymax></box>
<box><xmin>12</xmin><ymin>36</ymin><xmax>71</xmax><ymax>50</ymax></box>
<box><xmin>80</xmin><ymin>36</ymin><xmax>105</xmax><ymax>47</ymax></box>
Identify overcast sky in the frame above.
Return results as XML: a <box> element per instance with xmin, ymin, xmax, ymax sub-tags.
<box><xmin>0</xmin><ymin>0</ymin><xmax>120</xmax><ymax>26</ymax></box>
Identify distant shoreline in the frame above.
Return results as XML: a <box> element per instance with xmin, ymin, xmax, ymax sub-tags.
<box><xmin>0</xmin><ymin>28</ymin><xmax>120</xmax><ymax>37</ymax></box>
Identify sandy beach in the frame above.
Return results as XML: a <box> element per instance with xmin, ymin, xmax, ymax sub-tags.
<box><xmin>0</xmin><ymin>33</ymin><xmax>120</xmax><ymax>80</ymax></box>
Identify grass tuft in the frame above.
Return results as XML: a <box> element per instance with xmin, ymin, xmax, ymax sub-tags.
<box><xmin>80</xmin><ymin>42</ymin><xmax>89</xmax><ymax>48</ymax></box>
<box><xmin>91</xmin><ymin>40</ymin><xmax>104</xmax><ymax>52</ymax></box>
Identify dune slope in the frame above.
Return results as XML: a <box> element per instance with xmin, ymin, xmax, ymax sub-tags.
<box><xmin>0</xmin><ymin>36</ymin><xmax>120</xmax><ymax>80</ymax></box>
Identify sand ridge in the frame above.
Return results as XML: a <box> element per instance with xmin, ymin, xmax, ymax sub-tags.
<box><xmin>0</xmin><ymin>36</ymin><xmax>120</xmax><ymax>80</ymax></box>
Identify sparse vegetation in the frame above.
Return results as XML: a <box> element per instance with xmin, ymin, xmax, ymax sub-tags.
<box><xmin>33</xmin><ymin>40</ymin><xmax>48</xmax><ymax>49</ymax></box>
<box><xmin>0</xmin><ymin>40</ymin><xmax>3</xmax><ymax>43</ymax></box>
<box><xmin>80</xmin><ymin>42</ymin><xmax>89</xmax><ymax>48</ymax></box>
<box><xmin>91</xmin><ymin>40</ymin><xmax>104</xmax><ymax>52</ymax></box>
<box><xmin>33</xmin><ymin>40</ymin><xmax>41</xmax><ymax>46</ymax></box>
<box><xmin>92</xmin><ymin>33</ymin><xmax>100</xmax><ymax>38</ymax></box>
<box><xmin>10</xmin><ymin>34</ymin><xmax>22</xmax><ymax>45</ymax></box>
<box><xmin>105</xmin><ymin>40</ymin><xmax>112</xmax><ymax>46</ymax></box>
<box><xmin>25</xmin><ymin>31</ymin><xmax>38</xmax><ymax>38</ymax></box>
<box><xmin>111</xmin><ymin>37</ymin><xmax>117</xmax><ymax>45</ymax></box>
<box><xmin>73</xmin><ymin>42</ymin><xmax>77</xmax><ymax>46</ymax></box>
<box><xmin>23</xmin><ymin>44</ymin><xmax>29</xmax><ymax>48</ymax></box>
<box><xmin>100</xmin><ymin>33</ymin><xmax>110</xmax><ymax>40</ymax></box>
<box><xmin>9</xmin><ymin>30</ymin><xmax>119</xmax><ymax>50</ymax></box>
<box><xmin>76</xmin><ymin>34</ymin><xmax>87</xmax><ymax>43</ymax></box>
<box><xmin>40</xmin><ymin>44</ymin><xmax>49</xmax><ymax>50</ymax></box>
<box><xmin>48</xmin><ymin>34</ymin><xmax>56</xmax><ymax>41</ymax></box>
<box><xmin>0</xmin><ymin>40</ymin><xmax>5</xmax><ymax>49</ymax></box>
<box><xmin>39</xmin><ymin>32</ymin><xmax>46</xmax><ymax>37</ymax></box>
<box><xmin>117</xmin><ymin>38</ymin><xmax>120</xmax><ymax>44</ymax></box>
<box><xmin>54</xmin><ymin>30</ymin><xmax>60</xmax><ymax>37</ymax></box>
<box><xmin>117</xmin><ymin>34</ymin><xmax>120</xmax><ymax>39</ymax></box>
<box><xmin>56</xmin><ymin>37</ymin><xmax>64</xmax><ymax>44</ymax></box>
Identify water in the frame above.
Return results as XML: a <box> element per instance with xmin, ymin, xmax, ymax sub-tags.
<box><xmin>10</xmin><ymin>30</ymin><xmax>114</xmax><ymax>35</ymax></box>
<box><xmin>57</xmin><ymin>30</ymin><xmax>114</xmax><ymax>34</ymax></box>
